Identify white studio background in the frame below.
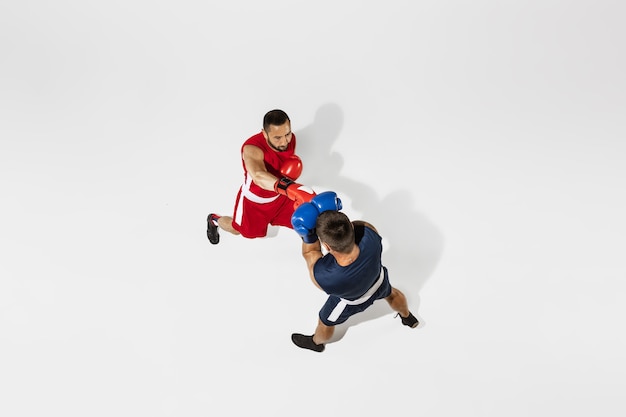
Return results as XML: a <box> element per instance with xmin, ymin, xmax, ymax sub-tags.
<box><xmin>1</xmin><ymin>1</ymin><xmax>625</xmax><ymax>416</ymax></box>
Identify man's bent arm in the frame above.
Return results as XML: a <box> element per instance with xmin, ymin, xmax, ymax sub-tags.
<box><xmin>302</xmin><ymin>241</ymin><xmax>324</xmax><ymax>290</ymax></box>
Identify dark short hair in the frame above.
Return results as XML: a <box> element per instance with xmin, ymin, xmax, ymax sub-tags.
<box><xmin>263</xmin><ymin>109</ymin><xmax>290</xmax><ymax>131</ymax></box>
<box><xmin>316</xmin><ymin>211</ymin><xmax>354</xmax><ymax>253</ymax></box>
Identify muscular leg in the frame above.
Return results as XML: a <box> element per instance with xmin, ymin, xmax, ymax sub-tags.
<box><xmin>384</xmin><ymin>287</ymin><xmax>410</xmax><ymax>318</ymax></box>
<box><xmin>217</xmin><ymin>216</ymin><xmax>240</xmax><ymax>236</ymax></box>
<box><xmin>313</xmin><ymin>319</ymin><xmax>334</xmax><ymax>345</ymax></box>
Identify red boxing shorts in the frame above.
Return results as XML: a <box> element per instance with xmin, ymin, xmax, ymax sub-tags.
<box><xmin>230</xmin><ymin>186</ymin><xmax>294</xmax><ymax>239</ymax></box>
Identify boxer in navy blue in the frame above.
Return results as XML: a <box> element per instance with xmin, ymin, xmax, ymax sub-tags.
<box><xmin>291</xmin><ymin>206</ymin><xmax>419</xmax><ymax>352</ymax></box>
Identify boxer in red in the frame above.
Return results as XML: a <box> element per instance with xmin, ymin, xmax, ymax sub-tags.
<box><xmin>207</xmin><ymin>109</ymin><xmax>316</xmax><ymax>244</ymax></box>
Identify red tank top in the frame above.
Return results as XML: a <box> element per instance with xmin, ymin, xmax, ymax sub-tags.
<box><xmin>240</xmin><ymin>131</ymin><xmax>297</xmax><ymax>199</ymax></box>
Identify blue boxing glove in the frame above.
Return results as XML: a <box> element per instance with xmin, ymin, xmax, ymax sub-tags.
<box><xmin>292</xmin><ymin>202</ymin><xmax>320</xmax><ymax>243</ymax></box>
<box><xmin>291</xmin><ymin>191</ymin><xmax>343</xmax><ymax>243</ymax></box>
<box><xmin>310</xmin><ymin>191</ymin><xmax>342</xmax><ymax>213</ymax></box>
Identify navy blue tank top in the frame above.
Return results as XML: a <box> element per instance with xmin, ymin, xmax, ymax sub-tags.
<box><xmin>314</xmin><ymin>225</ymin><xmax>383</xmax><ymax>300</ymax></box>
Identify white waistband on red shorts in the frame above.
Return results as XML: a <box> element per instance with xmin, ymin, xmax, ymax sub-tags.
<box><xmin>241</xmin><ymin>175</ymin><xmax>279</xmax><ymax>204</ymax></box>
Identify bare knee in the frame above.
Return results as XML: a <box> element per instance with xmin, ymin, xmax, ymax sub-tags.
<box><xmin>218</xmin><ymin>217</ymin><xmax>240</xmax><ymax>235</ymax></box>
<box><xmin>386</xmin><ymin>287</ymin><xmax>402</xmax><ymax>303</ymax></box>
<box><xmin>385</xmin><ymin>287</ymin><xmax>409</xmax><ymax>316</ymax></box>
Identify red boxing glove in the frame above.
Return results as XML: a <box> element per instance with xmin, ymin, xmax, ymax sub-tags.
<box><xmin>274</xmin><ymin>177</ymin><xmax>316</xmax><ymax>208</ymax></box>
<box><xmin>280</xmin><ymin>155</ymin><xmax>303</xmax><ymax>180</ymax></box>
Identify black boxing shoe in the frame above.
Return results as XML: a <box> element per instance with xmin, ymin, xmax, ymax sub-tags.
<box><xmin>291</xmin><ymin>333</ymin><xmax>325</xmax><ymax>352</ymax></box>
<box><xmin>207</xmin><ymin>214</ymin><xmax>220</xmax><ymax>245</ymax></box>
<box><xmin>396</xmin><ymin>312</ymin><xmax>419</xmax><ymax>328</ymax></box>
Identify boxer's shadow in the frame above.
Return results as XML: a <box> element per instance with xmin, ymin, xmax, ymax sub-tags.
<box><xmin>296</xmin><ymin>102</ymin><xmax>345</xmax><ymax>187</ymax></box>
<box><xmin>297</xmin><ymin>102</ymin><xmax>444</xmax><ymax>344</ymax></box>
<box><xmin>296</xmin><ymin>102</ymin><xmax>379</xmax><ymax>216</ymax></box>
